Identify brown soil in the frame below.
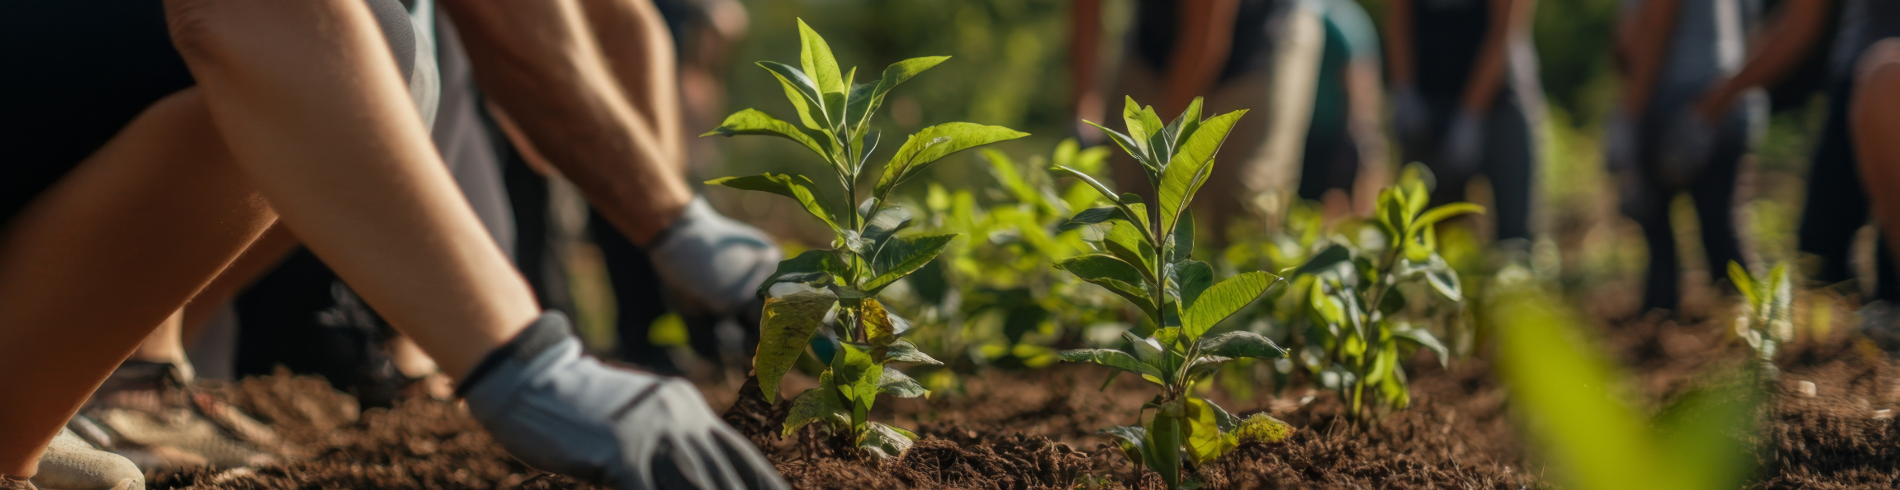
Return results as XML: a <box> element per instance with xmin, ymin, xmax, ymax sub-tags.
<box><xmin>146</xmin><ymin>313</ymin><xmax>1900</xmax><ymax>490</ymax></box>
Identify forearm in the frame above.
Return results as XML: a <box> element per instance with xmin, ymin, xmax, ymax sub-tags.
<box><xmin>165</xmin><ymin>0</ymin><xmax>536</xmax><ymax>378</ymax></box>
<box><xmin>1163</xmin><ymin>0</ymin><xmax>1240</xmax><ymax>114</ymax></box>
<box><xmin>1459</xmin><ymin>0</ymin><xmax>1530</xmax><ymax>112</ymax></box>
<box><xmin>1618</xmin><ymin>0</ymin><xmax>1680</xmax><ymax>115</ymax></box>
<box><xmin>1262</xmin><ymin>10</ymin><xmax>1325</xmax><ymax>181</ymax></box>
<box><xmin>441</xmin><ymin>0</ymin><xmax>693</xmax><ymax>245</ymax></box>
<box><xmin>1384</xmin><ymin>0</ymin><xmax>1416</xmax><ymax>86</ymax></box>
<box><xmin>1698</xmin><ymin>0</ymin><xmax>1830</xmax><ymax>118</ymax></box>
<box><xmin>579</xmin><ymin>0</ymin><xmax>683</xmax><ymax>166</ymax></box>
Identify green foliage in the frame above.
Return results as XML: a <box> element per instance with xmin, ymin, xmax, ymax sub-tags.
<box><xmin>704</xmin><ymin>20</ymin><xmax>1022</xmax><ymax>458</ymax></box>
<box><xmin>1729</xmin><ymin>261</ymin><xmax>1794</xmax><ymax>366</ymax></box>
<box><xmin>1284</xmin><ymin>165</ymin><xmax>1482</xmax><ymax>419</ymax></box>
<box><xmin>1494</xmin><ymin>290</ymin><xmax>1761</xmax><ymax>490</ymax></box>
<box><xmin>1052</xmin><ymin>97</ymin><xmax>1285</xmax><ymax>488</ymax></box>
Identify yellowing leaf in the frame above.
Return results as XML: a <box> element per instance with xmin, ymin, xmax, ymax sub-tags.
<box><xmin>754</xmin><ymin>282</ymin><xmax>838</xmax><ymax>401</ymax></box>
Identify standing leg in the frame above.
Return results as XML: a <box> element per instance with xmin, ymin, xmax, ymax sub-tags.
<box><xmin>1481</xmin><ymin>91</ymin><xmax>1537</xmax><ymax>242</ymax></box>
<box><xmin>1692</xmin><ymin>108</ymin><xmax>1753</xmax><ymax>284</ymax></box>
<box><xmin>1799</xmin><ymin>79</ymin><xmax>1871</xmax><ymax>291</ymax></box>
<box><xmin>1850</xmin><ymin>39</ymin><xmax>1900</xmax><ymax>292</ymax></box>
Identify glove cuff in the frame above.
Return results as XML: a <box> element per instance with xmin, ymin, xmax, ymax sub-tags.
<box><xmin>646</xmin><ymin>195</ymin><xmax>713</xmax><ymax>250</ymax></box>
<box><xmin>457</xmin><ymin>311</ymin><xmax>577</xmax><ymax>397</ymax></box>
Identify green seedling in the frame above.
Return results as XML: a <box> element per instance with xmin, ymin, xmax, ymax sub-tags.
<box><xmin>1051</xmin><ymin>97</ymin><xmax>1289</xmax><ymax>489</ymax></box>
<box><xmin>702</xmin><ymin>19</ymin><xmax>1027</xmax><ymax>458</ymax></box>
<box><xmin>1494</xmin><ymin>290</ymin><xmax>1760</xmax><ymax>490</ymax></box>
<box><xmin>1728</xmin><ymin>260</ymin><xmax>1793</xmax><ymax>369</ymax></box>
<box><xmin>1285</xmin><ymin>167</ymin><xmax>1479</xmax><ymax>419</ymax></box>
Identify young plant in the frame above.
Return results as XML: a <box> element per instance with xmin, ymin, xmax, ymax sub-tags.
<box><xmin>702</xmin><ymin>19</ymin><xmax>1027</xmax><ymax>458</ymax></box>
<box><xmin>1052</xmin><ymin>97</ymin><xmax>1289</xmax><ymax>489</ymax></box>
<box><xmin>1495</xmin><ymin>290</ymin><xmax>1760</xmax><ymax>490</ymax></box>
<box><xmin>1728</xmin><ymin>261</ymin><xmax>1792</xmax><ymax>369</ymax></box>
<box><xmin>1286</xmin><ymin>169</ymin><xmax>1479</xmax><ymax>419</ymax></box>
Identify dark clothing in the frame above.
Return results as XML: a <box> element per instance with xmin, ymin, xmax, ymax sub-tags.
<box><xmin>0</xmin><ymin>0</ymin><xmax>419</xmax><ymax>225</ymax></box>
<box><xmin>1297</xmin><ymin>126</ymin><xmax>1361</xmax><ymax>201</ymax></box>
<box><xmin>1131</xmin><ymin>0</ymin><xmax>1285</xmax><ymax>83</ymax></box>
<box><xmin>1628</xmin><ymin>103</ymin><xmax>1755</xmax><ymax>310</ymax></box>
<box><xmin>1799</xmin><ymin>77</ymin><xmax>1900</xmax><ymax>300</ymax></box>
<box><xmin>1411</xmin><ymin>0</ymin><xmax>1492</xmax><ymax>97</ymax></box>
<box><xmin>1399</xmin><ymin>90</ymin><xmax>1538</xmax><ymax>242</ymax></box>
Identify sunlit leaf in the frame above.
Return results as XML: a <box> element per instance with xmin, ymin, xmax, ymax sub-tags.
<box><xmin>1056</xmin><ymin>254</ymin><xmax>1158</xmax><ymax>318</ymax></box>
<box><xmin>1105</xmin><ymin>221</ymin><xmax>1157</xmax><ymax>284</ymax></box>
<box><xmin>876</xmin><ymin>367</ymin><xmax>929</xmax><ymax>398</ymax></box>
<box><xmin>1197</xmin><ymin>331</ymin><xmax>1287</xmax><ymax>360</ymax></box>
<box><xmin>1146</xmin><ymin>408</ymin><xmax>1183</xmax><ymax>489</ymax></box>
<box><xmin>865</xmin><ymin>233</ymin><xmax>958</xmax><ymax>293</ymax></box>
<box><xmin>783</xmin><ymin>373</ymin><xmax>849</xmax><ymax>437</ymax></box>
<box><xmin>702</xmin><ymin>109</ymin><xmax>833</xmax><ymax>161</ymax></box>
<box><xmin>1058</xmin><ymin>348</ymin><xmax>1164</xmax><ymax>381</ymax></box>
<box><xmin>754</xmin><ymin>250</ymin><xmax>841</xmax><ymax>299</ymax></box>
<box><xmin>875</xmin><ymin>123</ymin><xmax>1030</xmax><ymax>198</ymax></box>
<box><xmin>870</xmin><ymin>338</ymin><xmax>942</xmax><ymax>365</ymax></box>
<box><xmin>1157</xmin><ymin>110</ymin><xmax>1246</xmax><ymax>238</ymax></box>
<box><xmin>861</xmin><ymin>205</ymin><xmax>914</xmax><ymax>250</ymax></box>
<box><xmin>757</xmin><ymin>61</ymin><xmax>828</xmax><ymax>131</ymax></box>
<box><xmin>857</xmin><ymin>421</ymin><xmax>916</xmax><ymax>459</ymax></box>
<box><xmin>1059</xmin><ymin>207</ymin><xmax>1129</xmax><ymax>231</ymax></box>
<box><xmin>1173</xmin><ymin>260</ymin><xmax>1214</xmax><ymax>311</ymax></box>
<box><xmin>707</xmin><ymin>173</ymin><xmax>840</xmax><ymax>231</ymax></box>
<box><xmin>1183</xmin><ymin>397</ymin><xmax>1237</xmax><ymax>465</ymax></box>
<box><xmin>1394</xmin><ymin>327</ymin><xmax>1450</xmax><ymax>367</ymax></box>
<box><xmin>1408</xmin><ymin>202</ymin><xmax>1485</xmax><ymax>235</ymax></box>
<box><xmin>755</xmin><ymin>282</ymin><xmax>839</xmax><ymax>401</ymax></box>
<box><xmin>861</xmin><ymin>299</ymin><xmax>910</xmax><ymax>345</ymax></box>
<box><xmin>1182</xmin><ymin>272</ymin><xmax>1278</xmax><ymax>338</ymax></box>
<box><xmin>795</xmin><ymin>19</ymin><xmax>846</xmax><ymax>99</ymax></box>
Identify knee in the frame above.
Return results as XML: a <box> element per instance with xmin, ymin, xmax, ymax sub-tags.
<box><xmin>1856</xmin><ymin>39</ymin><xmax>1900</xmax><ymax>96</ymax></box>
<box><xmin>162</xmin><ymin>0</ymin><xmax>242</xmax><ymax>65</ymax></box>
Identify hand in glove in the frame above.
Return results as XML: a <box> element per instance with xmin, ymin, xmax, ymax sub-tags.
<box><xmin>1392</xmin><ymin>85</ymin><xmax>1433</xmax><ymax>148</ymax></box>
<box><xmin>460</xmin><ymin>312</ymin><xmax>788</xmax><ymax>490</ymax></box>
<box><xmin>1438</xmin><ymin>109</ymin><xmax>1487</xmax><ymax>177</ymax></box>
<box><xmin>647</xmin><ymin>197</ymin><xmax>782</xmax><ymax>317</ymax></box>
<box><xmin>1603</xmin><ymin>109</ymin><xmax>1639</xmax><ymax>174</ymax></box>
<box><xmin>1658</xmin><ymin>108</ymin><xmax>1717</xmax><ymax>188</ymax></box>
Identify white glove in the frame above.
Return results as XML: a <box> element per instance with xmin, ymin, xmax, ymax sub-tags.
<box><xmin>1658</xmin><ymin>108</ymin><xmax>1717</xmax><ymax>188</ymax></box>
<box><xmin>647</xmin><ymin>197</ymin><xmax>782</xmax><ymax>316</ymax></box>
<box><xmin>461</xmin><ymin>312</ymin><xmax>788</xmax><ymax>490</ymax></box>
<box><xmin>1439</xmin><ymin>109</ymin><xmax>1487</xmax><ymax>177</ymax></box>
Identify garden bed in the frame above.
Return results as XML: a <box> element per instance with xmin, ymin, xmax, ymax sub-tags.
<box><xmin>149</xmin><ymin>313</ymin><xmax>1900</xmax><ymax>489</ymax></box>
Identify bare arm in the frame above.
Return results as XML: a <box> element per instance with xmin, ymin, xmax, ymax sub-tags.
<box><xmin>440</xmin><ymin>0</ymin><xmax>694</xmax><ymax>246</ymax></box>
<box><xmin>1163</xmin><ymin>0</ymin><xmax>1241</xmax><ymax>114</ymax></box>
<box><xmin>1384</xmin><ymin>0</ymin><xmax>1416</xmax><ymax>86</ymax></box>
<box><xmin>164</xmin><ymin>0</ymin><xmax>538</xmax><ymax>378</ymax></box>
<box><xmin>1616</xmin><ymin>0</ymin><xmax>1681</xmax><ymax>115</ymax></box>
<box><xmin>1344</xmin><ymin>59</ymin><xmax>1390</xmax><ymax>214</ymax></box>
<box><xmin>1072</xmin><ymin>0</ymin><xmax>1104</xmax><ymax>137</ymax></box>
<box><xmin>1459</xmin><ymin>0</ymin><xmax>1535</xmax><ymax>113</ymax></box>
<box><xmin>1695</xmin><ymin>0</ymin><xmax>1832</xmax><ymax>119</ymax></box>
<box><xmin>579</xmin><ymin>0</ymin><xmax>684</xmax><ymax>167</ymax></box>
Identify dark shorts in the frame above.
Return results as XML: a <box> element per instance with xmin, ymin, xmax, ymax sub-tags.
<box><xmin>0</xmin><ymin>0</ymin><xmax>416</xmax><ymax>226</ymax></box>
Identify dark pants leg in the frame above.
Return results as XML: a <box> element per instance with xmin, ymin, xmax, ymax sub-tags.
<box><xmin>1628</xmin><ymin>179</ymin><xmax>1681</xmax><ymax>310</ymax></box>
<box><xmin>1480</xmin><ymin>93</ymin><xmax>1537</xmax><ymax>242</ymax></box>
<box><xmin>1691</xmin><ymin>112</ymin><xmax>1751</xmax><ymax>288</ymax></box>
<box><xmin>589</xmin><ymin>211</ymin><xmax>686</xmax><ymax>374</ymax></box>
<box><xmin>1798</xmin><ymin>79</ymin><xmax>1900</xmax><ymax>300</ymax></box>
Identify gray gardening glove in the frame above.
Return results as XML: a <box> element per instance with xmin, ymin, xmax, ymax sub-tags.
<box><xmin>460</xmin><ymin>312</ymin><xmax>787</xmax><ymax>490</ymax></box>
<box><xmin>647</xmin><ymin>197</ymin><xmax>781</xmax><ymax>317</ymax></box>
<box><xmin>1438</xmin><ymin>108</ymin><xmax>1487</xmax><ymax>177</ymax></box>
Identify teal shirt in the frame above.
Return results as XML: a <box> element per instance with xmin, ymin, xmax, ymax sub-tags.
<box><xmin>1309</xmin><ymin>0</ymin><xmax>1381</xmax><ymax>134</ymax></box>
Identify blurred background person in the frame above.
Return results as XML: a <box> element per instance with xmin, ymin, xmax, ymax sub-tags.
<box><xmin>1297</xmin><ymin>0</ymin><xmax>1391</xmax><ymax>221</ymax></box>
<box><xmin>1385</xmin><ymin>0</ymin><xmax>1543</xmax><ymax>249</ymax></box>
<box><xmin>1693</xmin><ymin>0</ymin><xmax>1900</xmax><ymax>305</ymax></box>
<box><xmin>1604</xmin><ymin>0</ymin><xmax>1763</xmax><ymax>313</ymax></box>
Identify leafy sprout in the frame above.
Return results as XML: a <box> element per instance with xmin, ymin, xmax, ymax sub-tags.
<box><xmin>702</xmin><ymin>19</ymin><xmax>1027</xmax><ymax>458</ymax></box>
<box><xmin>1051</xmin><ymin>97</ymin><xmax>1289</xmax><ymax>489</ymax></box>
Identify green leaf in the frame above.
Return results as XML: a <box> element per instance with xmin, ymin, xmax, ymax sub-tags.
<box><xmin>877</xmin><ymin>367</ymin><xmax>929</xmax><ymax>398</ymax></box>
<box><xmin>1053</xmin><ymin>165</ymin><xmax>1121</xmax><ymax>203</ymax></box>
<box><xmin>707</xmin><ymin>173</ymin><xmax>840</xmax><ymax>231</ymax></box>
<box><xmin>1184</xmin><ymin>397</ymin><xmax>1237</xmax><ymax>466</ymax></box>
<box><xmin>1173</xmin><ymin>260</ymin><xmax>1214</xmax><ymax>311</ymax></box>
<box><xmin>1408</xmin><ymin>202</ymin><xmax>1485</xmax><ymax>235</ymax></box>
<box><xmin>1123</xmin><ymin>97</ymin><xmax>1166</xmax><ymax>161</ymax></box>
<box><xmin>1057</xmin><ymin>348</ymin><xmax>1164</xmax><ymax>380</ymax></box>
<box><xmin>870</xmin><ymin>338</ymin><xmax>943</xmax><ymax>365</ymax></box>
<box><xmin>1654</xmin><ymin>385</ymin><xmax>1762</xmax><ymax>490</ymax></box>
<box><xmin>1157</xmin><ymin>110</ymin><xmax>1246</xmax><ymax>239</ymax></box>
<box><xmin>1100</xmin><ymin>425</ymin><xmax>1149</xmax><ymax>464</ymax></box>
<box><xmin>783</xmin><ymin>373</ymin><xmax>850</xmax><ymax>437</ymax></box>
<box><xmin>831</xmin><ymin>342</ymin><xmax>882</xmax><ymax>428</ymax></box>
<box><xmin>1727</xmin><ymin>261</ymin><xmax>1757</xmax><ymax>307</ymax></box>
<box><xmin>1087</xmin><ymin>121</ymin><xmax>1159</xmax><ymax>172</ymax></box>
<box><xmin>861</xmin><ymin>205</ymin><xmax>914</xmax><ymax>249</ymax></box>
<box><xmin>1394</xmin><ymin>327</ymin><xmax>1450</xmax><ymax>367</ymax></box>
<box><xmin>1169</xmin><ymin>208</ymin><xmax>1195</xmax><ymax>263</ymax></box>
<box><xmin>1425</xmin><ymin>255</ymin><xmax>1462</xmax><ymax>302</ymax></box>
<box><xmin>1182</xmin><ymin>272</ymin><xmax>1278</xmax><ymax>338</ymax></box>
<box><xmin>848</xmin><ymin>56</ymin><xmax>948</xmax><ymax>137</ymax></box>
<box><xmin>702</xmin><ymin>109</ymin><xmax>832</xmax><ymax>160</ymax></box>
<box><xmin>1105</xmin><ymin>221</ymin><xmax>1157</xmax><ymax>284</ymax></box>
<box><xmin>757</xmin><ymin>61</ymin><xmax>828</xmax><ymax>131</ymax></box>
<box><xmin>1234</xmin><ymin>413</ymin><xmax>1293</xmax><ymax>444</ymax></box>
<box><xmin>1197</xmin><ymin>331</ymin><xmax>1287</xmax><ymax>359</ymax></box>
<box><xmin>1055</xmin><ymin>254</ymin><xmax>1158</xmax><ymax>319</ymax></box>
<box><xmin>875</xmin><ymin>123</ymin><xmax>1031</xmax><ymax>198</ymax></box>
<box><xmin>795</xmin><ymin>19</ymin><xmax>846</xmax><ymax>100</ymax></box>
<box><xmin>755</xmin><ymin>282</ymin><xmax>839</xmax><ymax>401</ymax></box>
<box><xmin>1146</xmin><ymin>409</ymin><xmax>1183</xmax><ymax>489</ymax></box>
<box><xmin>865</xmin><ymin>233</ymin><xmax>958</xmax><ymax>293</ymax></box>
<box><xmin>857</xmin><ymin>421</ymin><xmax>916</xmax><ymax>459</ymax></box>
<box><xmin>1167</xmin><ymin>97</ymin><xmax>1206</xmax><ymax>151</ymax></box>
<box><xmin>861</xmin><ymin>299</ymin><xmax>909</xmax><ymax>345</ymax></box>
<box><xmin>754</xmin><ymin>250</ymin><xmax>841</xmax><ymax>299</ymax></box>
<box><xmin>1059</xmin><ymin>207</ymin><xmax>1129</xmax><ymax>231</ymax></box>
<box><xmin>1292</xmin><ymin>244</ymin><xmax>1352</xmax><ymax>277</ymax></box>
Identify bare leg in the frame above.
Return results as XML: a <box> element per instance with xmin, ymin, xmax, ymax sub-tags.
<box><xmin>1854</xmin><ymin>40</ymin><xmax>1900</xmax><ymax>264</ymax></box>
<box><xmin>165</xmin><ymin>0</ymin><xmax>538</xmax><ymax>378</ymax></box>
<box><xmin>131</xmin><ymin>311</ymin><xmax>195</xmax><ymax>381</ymax></box>
<box><xmin>181</xmin><ymin>223</ymin><xmax>298</xmax><ymax>339</ymax></box>
<box><xmin>0</xmin><ymin>90</ymin><xmax>276</xmax><ymax>476</ymax></box>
